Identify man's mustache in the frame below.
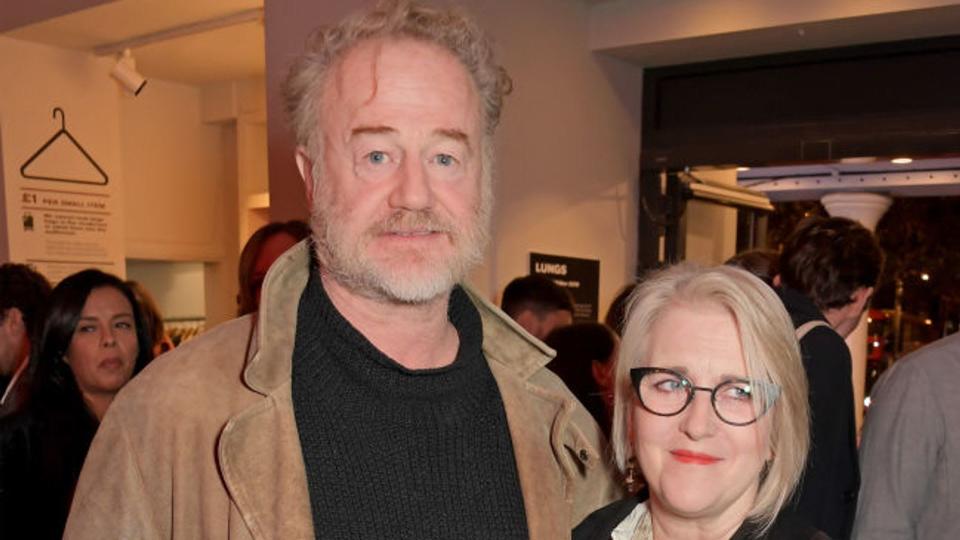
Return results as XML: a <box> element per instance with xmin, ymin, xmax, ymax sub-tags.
<box><xmin>369</xmin><ymin>210</ymin><xmax>453</xmax><ymax>236</ymax></box>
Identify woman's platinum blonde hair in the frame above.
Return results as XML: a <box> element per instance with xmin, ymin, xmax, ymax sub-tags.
<box><xmin>612</xmin><ymin>264</ymin><xmax>809</xmax><ymax>534</ymax></box>
<box><xmin>282</xmin><ymin>0</ymin><xmax>512</xmax><ymax>158</ymax></box>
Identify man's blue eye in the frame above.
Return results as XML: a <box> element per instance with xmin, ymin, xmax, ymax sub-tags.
<box><xmin>436</xmin><ymin>154</ymin><xmax>455</xmax><ymax>166</ymax></box>
<box><xmin>368</xmin><ymin>151</ymin><xmax>387</xmax><ymax>164</ymax></box>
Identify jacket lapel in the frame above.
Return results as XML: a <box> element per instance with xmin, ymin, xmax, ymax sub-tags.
<box><xmin>219</xmin><ymin>242</ymin><xmax>314</xmax><ymax>538</ymax></box>
<box><xmin>491</xmin><ymin>360</ymin><xmax>573</xmax><ymax>539</ymax></box>
<box><xmin>218</xmin><ymin>382</ymin><xmax>314</xmax><ymax>539</ymax></box>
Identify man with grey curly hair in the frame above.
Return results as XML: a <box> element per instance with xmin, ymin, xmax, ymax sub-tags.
<box><xmin>65</xmin><ymin>2</ymin><xmax>619</xmax><ymax>539</ymax></box>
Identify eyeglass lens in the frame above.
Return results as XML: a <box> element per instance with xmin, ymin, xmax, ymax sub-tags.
<box><xmin>636</xmin><ymin>369</ymin><xmax>773</xmax><ymax>426</ymax></box>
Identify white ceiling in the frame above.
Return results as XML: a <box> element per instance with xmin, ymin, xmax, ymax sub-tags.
<box><xmin>738</xmin><ymin>158</ymin><xmax>960</xmax><ymax>200</ymax></box>
<box><xmin>591</xmin><ymin>2</ymin><xmax>960</xmax><ymax>68</ymax></box>
<box><xmin>3</xmin><ymin>0</ymin><xmax>264</xmax><ymax>85</ymax></box>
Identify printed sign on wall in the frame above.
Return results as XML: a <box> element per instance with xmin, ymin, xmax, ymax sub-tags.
<box><xmin>1</xmin><ymin>106</ymin><xmax>123</xmax><ymax>282</ymax></box>
<box><xmin>530</xmin><ymin>252</ymin><xmax>600</xmax><ymax>323</ymax></box>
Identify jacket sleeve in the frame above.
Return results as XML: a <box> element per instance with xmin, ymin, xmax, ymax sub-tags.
<box><xmin>63</xmin><ymin>408</ymin><xmax>163</xmax><ymax>540</ymax></box>
<box><xmin>852</xmin><ymin>360</ymin><xmax>941</xmax><ymax>539</ymax></box>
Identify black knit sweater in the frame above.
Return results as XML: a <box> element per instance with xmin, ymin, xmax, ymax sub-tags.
<box><xmin>291</xmin><ymin>269</ymin><xmax>528</xmax><ymax>539</ymax></box>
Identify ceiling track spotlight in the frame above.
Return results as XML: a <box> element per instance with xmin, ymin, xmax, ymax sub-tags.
<box><xmin>110</xmin><ymin>49</ymin><xmax>147</xmax><ymax>96</ymax></box>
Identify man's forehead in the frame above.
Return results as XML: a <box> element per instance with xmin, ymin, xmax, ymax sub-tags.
<box><xmin>320</xmin><ymin>37</ymin><xmax>481</xmax><ymax>133</ymax></box>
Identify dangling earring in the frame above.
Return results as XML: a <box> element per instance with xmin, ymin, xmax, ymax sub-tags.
<box><xmin>624</xmin><ymin>456</ymin><xmax>644</xmax><ymax>494</ymax></box>
<box><xmin>760</xmin><ymin>454</ymin><xmax>774</xmax><ymax>482</ymax></box>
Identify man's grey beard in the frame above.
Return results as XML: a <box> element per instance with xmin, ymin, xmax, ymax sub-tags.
<box><xmin>309</xmin><ymin>175</ymin><xmax>492</xmax><ymax>305</ymax></box>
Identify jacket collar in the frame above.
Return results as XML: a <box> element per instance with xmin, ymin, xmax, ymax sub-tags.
<box><xmin>242</xmin><ymin>241</ymin><xmax>309</xmax><ymax>394</ymax></box>
<box><xmin>242</xmin><ymin>240</ymin><xmax>556</xmax><ymax>393</ymax></box>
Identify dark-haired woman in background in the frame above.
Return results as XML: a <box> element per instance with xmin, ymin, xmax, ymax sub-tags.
<box><xmin>0</xmin><ymin>269</ymin><xmax>153</xmax><ymax>539</ymax></box>
<box><xmin>237</xmin><ymin>220</ymin><xmax>311</xmax><ymax>316</ymax></box>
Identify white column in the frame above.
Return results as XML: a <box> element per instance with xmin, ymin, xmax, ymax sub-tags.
<box><xmin>820</xmin><ymin>192</ymin><xmax>892</xmax><ymax>431</ymax></box>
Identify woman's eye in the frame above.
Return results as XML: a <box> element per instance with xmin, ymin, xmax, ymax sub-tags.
<box><xmin>654</xmin><ymin>378</ymin><xmax>685</xmax><ymax>392</ymax></box>
<box><xmin>77</xmin><ymin>325</ymin><xmax>97</xmax><ymax>333</ymax></box>
<box><xmin>115</xmin><ymin>321</ymin><xmax>133</xmax><ymax>330</ymax></box>
<box><xmin>722</xmin><ymin>384</ymin><xmax>754</xmax><ymax>401</ymax></box>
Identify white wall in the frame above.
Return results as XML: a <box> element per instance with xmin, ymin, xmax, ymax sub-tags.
<box><xmin>265</xmin><ymin>0</ymin><xmax>643</xmax><ymax>318</ymax></box>
<box><xmin>685</xmin><ymin>168</ymin><xmax>739</xmax><ymax>266</ymax></box>
<box><xmin>199</xmin><ymin>78</ymin><xmax>269</xmax><ymax>249</ymax></box>
<box><xmin>472</xmin><ymin>0</ymin><xmax>642</xmax><ymax>312</ymax></box>
<box><xmin>0</xmin><ymin>35</ymin><xmax>244</xmax><ymax>325</ymax></box>
<box><xmin>0</xmin><ymin>36</ymin><xmax>126</xmax><ymax>280</ymax></box>
<box><xmin>120</xmin><ymin>78</ymin><xmax>239</xmax><ymax>326</ymax></box>
<box><xmin>121</xmin><ymin>79</ymin><xmax>231</xmax><ymax>261</ymax></box>
<box><xmin>126</xmin><ymin>259</ymin><xmax>206</xmax><ymax>320</ymax></box>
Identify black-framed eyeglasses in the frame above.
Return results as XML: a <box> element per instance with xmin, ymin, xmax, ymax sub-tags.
<box><xmin>629</xmin><ymin>367</ymin><xmax>780</xmax><ymax>426</ymax></box>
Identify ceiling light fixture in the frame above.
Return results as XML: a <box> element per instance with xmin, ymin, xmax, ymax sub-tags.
<box><xmin>110</xmin><ymin>49</ymin><xmax>147</xmax><ymax>96</ymax></box>
<box><xmin>891</xmin><ymin>157</ymin><xmax>913</xmax><ymax>165</ymax></box>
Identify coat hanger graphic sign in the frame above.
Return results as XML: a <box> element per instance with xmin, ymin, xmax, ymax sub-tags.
<box><xmin>20</xmin><ymin>107</ymin><xmax>109</xmax><ymax>185</ymax></box>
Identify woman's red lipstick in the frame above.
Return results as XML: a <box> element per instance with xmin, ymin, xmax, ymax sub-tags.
<box><xmin>670</xmin><ymin>449</ymin><xmax>721</xmax><ymax>465</ymax></box>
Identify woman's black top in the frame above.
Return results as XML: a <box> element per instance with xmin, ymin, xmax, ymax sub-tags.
<box><xmin>0</xmin><ymin>390</ymin><xmax>98</xmax><ymax>539</ymax></box>
<box><xmin>574</xmin><ymin>491</ymin><xmax>831</xmax><ymax>540</ymax></box>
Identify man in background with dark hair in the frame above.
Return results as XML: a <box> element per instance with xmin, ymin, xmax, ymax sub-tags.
<box><xmin>777</xmin><ymin>216</ymin><xmax>883</xmax><ymax>539</ymax></box>
<box><xmin>0</xmin><ymin>263</ymin><xmax>52</xmax><ymax>418</ymax></box>
<box><xmin>501</xmin><ymin>274</ymin><xmax>575</xmax><ymax>340</ymax></box>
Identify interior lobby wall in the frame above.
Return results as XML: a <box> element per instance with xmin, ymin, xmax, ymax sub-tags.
<box><xmin>0</xmin><ymin>35</ymin><xmax>125</xmax><ymax>279</ymax></box>
<box><xmin>683</xmin><ymin>168</ymin><xmax>739</xmax><ymax>266</ymax></box>
<box><xmin>0</xmin><ymin>34</ymin><xmax>239</xmax><ymax>325</ymax></box>
<box><xmin>265</xmin><ymin>0</ymin><xmax>643</xmax><ymax>316</ymax></box>
<box><xmin>120</xmin><ymin>78</ymin><xmax>238</xmax><ymax>326</ymax></box>
<box><xmin>121</xmin><ymin>79</ymin><xmax>231</xmax><ymax>262</ymax></box>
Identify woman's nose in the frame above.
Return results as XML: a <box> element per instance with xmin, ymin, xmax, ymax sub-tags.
<box><xmin>679</xmin><ymin>391</ymin><xmax>718</xmax><ymax>440</ymax></box>
<box><xmin>101</xmin><ymin>328</ymin><xmax>117</xmax><ymax>347</ymax></box>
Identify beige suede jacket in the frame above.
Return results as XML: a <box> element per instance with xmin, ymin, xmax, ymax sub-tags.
<box><xmin>64</xmin><ymin>241</ymin><xmax>621</xmax><ymax>539</ymax></box>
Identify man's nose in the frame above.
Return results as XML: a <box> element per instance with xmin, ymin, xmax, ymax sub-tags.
<box><xmin>388</xmin><ymin>158</ymin><xmax>433</xmax><ymax>210</ymax></box>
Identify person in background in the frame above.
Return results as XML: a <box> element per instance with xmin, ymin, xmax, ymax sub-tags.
<box><xmin>0</xmin><ymin>263</ymin><xmax>52</xmax><ymax>419</ymax></box>
<box><xmin>605</xmin><ymin>283</ymin><xmax>637</xmax><ymax>336</ymax></box>
<box><xmin>237</xmin><ymin>220</ymin><xmax>311</xmax><ymax>316</ymax></box>
<box><xmin>545</xmin><ymin>322</ymin><xmax>619</xmax><ymax>438</ymax></box>
<box><xmin>853</xmin><ymin>331</ymin><xmax>960</xmax><ymax>539</ymax></box>
<box><xmin>65</xmin><ymin>2</ymin><xmax>619</xmax><ymax>538</ymax></box>
<box><xmin>575</xmin><ymin>264</ymin><xmax>823</xmax><ymax>540</ymax></box>
<box><xmin>127</xmin><ymin>280</ymin><xmax>175</xmax><ymax>357</ymax></box>
<box><xmin>0</xmin><ymin>269</ymin><xmax>153</xmax><ymax>539</ymax></box>
<box><xmin>501</xmin><ymin>274</ymin><xmax>575</xmax><ymax>340</ymax></box>
<box><xmin>725</xmin><ymin>248</ymin><xmax>780</xmax><ymax>287</ymax></box>
<box><xmin>777</xmin><ymin>216</ymin><xmax>883</xmax><ymax>539</ymax></box>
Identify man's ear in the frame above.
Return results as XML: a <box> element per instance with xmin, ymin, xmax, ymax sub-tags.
<box><xmin>295</xmin><ymin>147</ymin><xmax>316</xmax><ymax>208</ymax></box>
<box><xmin>851</xmin><ymin>286</ymin><xmax>874</xmax><ymax>313</ymax></box>
<box><xmin>591</xmin><ymin>359</ymin><xmax>606</xmax><ymax>387</ymax></box>
<box><xmin>512</xmin><ymin>310</ymin><xmax>543</xmax><ymax>340</ymax></box>
<box><xmin>0</xmin><ymin>307</ymin><xmax>25</xmax><ymax>338</ymax></box>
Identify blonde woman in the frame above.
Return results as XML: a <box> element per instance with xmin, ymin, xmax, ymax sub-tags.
<box><xmin>575</xmin><ymin>264</ymin><xmax>827</xmax><ymax>540</ymax></box>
